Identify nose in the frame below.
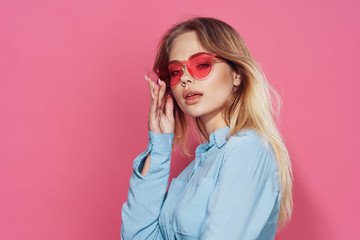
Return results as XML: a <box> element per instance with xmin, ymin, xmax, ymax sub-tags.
<box><xmin>179</xmin><ymin>65</ymin><xmax>193</xmax><ymax>87</ymax></box>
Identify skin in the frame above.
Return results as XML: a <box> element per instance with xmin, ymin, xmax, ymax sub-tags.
<box><xmin>169</xmin><ymin>31</ymin><xmax>240</xmax><ymax>134</ymax></box>
<box><xmin>142</xmin><ymin>31</ymin><xmax>240</xmax><ymax>176</ymax></box>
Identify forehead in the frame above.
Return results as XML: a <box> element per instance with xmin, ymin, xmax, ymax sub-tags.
<box><xmin>169</xmin><ymin>31</ymin><xmax>207</xmax><ymax>61</ymax></box>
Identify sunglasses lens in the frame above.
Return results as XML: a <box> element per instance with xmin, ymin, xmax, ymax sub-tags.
<box><xmin>156</xmin><ymin>64</ymin><xmax>172</xmax><ymax>87</ymax></box>
<box><xmin>168</xmin><ymin>63</ymin><xmax>182</xmax><ymax>87</ymax></box>
<box><xmin>156</xmin><ymin>53</ymin><xmax>216</xmax><ymax>88</ymax></box>
<box><xmin>188</xmin><ymin>54</ymin><xmax>213</xmax><ymax>79</ymax></box>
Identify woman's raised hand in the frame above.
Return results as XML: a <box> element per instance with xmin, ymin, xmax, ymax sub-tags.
<box><xmin>145</xmin><ymin>75</ymin><xmax>175</xmax><ymax>134</ymax></box>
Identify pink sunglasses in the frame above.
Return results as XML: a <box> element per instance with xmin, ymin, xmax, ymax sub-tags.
<box><xmin>156</xmin><ymin>52</ymin><xmax>224</xmax><ymax>87</ymax></box>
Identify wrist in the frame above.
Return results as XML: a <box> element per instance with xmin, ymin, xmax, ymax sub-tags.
<box><xmin>148</xmin><ymin>131</ymin><xmax>174</xmax><ymax>153</ymax></box>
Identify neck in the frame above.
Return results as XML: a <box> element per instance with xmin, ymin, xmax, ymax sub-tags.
<box><xmin>200</xmin><ymin>114</ymin><xmax>228</xmax><ymax>138</ymax></box>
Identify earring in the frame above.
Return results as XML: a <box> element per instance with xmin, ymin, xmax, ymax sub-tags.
<box><xmin>232</xmin><ymin>85</ymin><xmax>237</xmax><ymax>92</ymax></box>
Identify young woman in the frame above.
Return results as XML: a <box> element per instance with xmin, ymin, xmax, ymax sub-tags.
<box><xmin>121</xmin><ymin>17</ymin><xmax>293</xmax><ymax>240</ymax></box>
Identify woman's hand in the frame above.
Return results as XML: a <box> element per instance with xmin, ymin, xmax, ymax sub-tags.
<box><xmin>145</xmin><ymin>75</ymin><xmax>174</xmax><ymax>134</ymax></box>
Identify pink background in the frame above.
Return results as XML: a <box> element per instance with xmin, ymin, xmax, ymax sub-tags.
<box><xmin>1</xmin><ymin>0</ymin><xmax>359</xmax><ymax>239</ymax></box>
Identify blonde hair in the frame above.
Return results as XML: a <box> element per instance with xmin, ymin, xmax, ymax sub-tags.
<box><xmin>152</xmin><ymin>17</ymin><xmax>293</xmax><ymax>230</ymax></box>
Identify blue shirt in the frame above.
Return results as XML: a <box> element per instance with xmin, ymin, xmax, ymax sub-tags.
<box><xmin>121</xmin><ymin>126</ymin><xmax>282</xmax><ymax>240</ymax></box>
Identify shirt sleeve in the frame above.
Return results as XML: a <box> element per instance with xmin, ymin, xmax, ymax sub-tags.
<box><xmin>121</xmin><ymin>131</ymin><xmax>174</xmax><ymax>240</ymax></box>
<box><xmin>200</xmin><ymin>141</ymin><xmax>281</xmax><ymax>240</ymax></box>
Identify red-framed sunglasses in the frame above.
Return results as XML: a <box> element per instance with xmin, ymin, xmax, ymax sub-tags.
<box><xmin>156</xmin><ymin>52</ymin><xmax>223</xmax><ymax>87</ymax></box>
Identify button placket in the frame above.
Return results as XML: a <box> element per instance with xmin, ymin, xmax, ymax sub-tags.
<box><xmin>188</xmin><ymin>142</ymin><xmax>213</xmax><ymax>181</ymax></box>
<box><xmin>201</xmin><ymin>152</ymin><xmax>207</xmax><ymax>163</ymax></box>
<box><xmin>188</xmin><ymin>156</ymin><xmax>200</xmax><ymax>181</ymax></box>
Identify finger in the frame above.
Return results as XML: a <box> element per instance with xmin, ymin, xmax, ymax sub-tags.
<box><xmin>151</xmin><ymin>83</ymin><xmax>160</xmax><ymax>117</ymax></box>
<box><xmin>164</xmin><ymin>94</ymin><xmax>174</xmax><ymax>121</ymax></box>
<box><xmin>149</xmin><ymin>82</ymin><xmax>159</xmax><ymax>119</ymax></box>
<box><xmin>145</xmin><ymin>75</ymin><xmax>155</xmax><ymax>100</ymax></box>
<box><xmin>146</xmin><ymin>75</ymin><xmax>157</xmax><ymax>124</ymax></box>
<box><xmin>153</xmin><ymin>79</ymin><xmax>160</xmax><ymax>107</ymax></box>
<box><xmin>157</xmin><ymin>79</ymin><xmax>166</xmax><ymax>110</ymax></box>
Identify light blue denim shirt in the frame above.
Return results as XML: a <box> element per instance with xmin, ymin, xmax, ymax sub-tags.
<box><xmin>121</xmin><ymin>126</ymin><xmax>281</xmax><ymax>240</ymax></box>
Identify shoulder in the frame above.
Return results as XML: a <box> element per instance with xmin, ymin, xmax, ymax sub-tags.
<box><xmin>223</xmin><ymin>129</ymin><xmax>278</xmax><ymax>170</ymax></box>
<box><xmin>226</xmin><ymin>129</ymin><xmax>272</xmax><ymax>151</ymax></box>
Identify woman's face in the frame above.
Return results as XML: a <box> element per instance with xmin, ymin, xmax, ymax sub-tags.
<box><xmin>169</xmin><ymin>31</ymin><xmax>240</xmax><ymax>124</ymax></box>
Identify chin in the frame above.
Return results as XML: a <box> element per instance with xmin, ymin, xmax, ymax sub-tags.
<box><xmin>177</xmin><ymin>101</ymin><xmax>223</xmax><ymax>120</ymax></box>
<box><xmin>182</xmin><ymin>110</ymin><xmax>203</xmax><ymax>118</ymax></box>
<box><xmin>177</xmin><ymin>103</ymin><xmax>201</xmax><ymax>115</ymax></box>
<box><xmin>181</xmin><ymin>107</ymin><xmax>213</xmax><ymax>119</ymax></box>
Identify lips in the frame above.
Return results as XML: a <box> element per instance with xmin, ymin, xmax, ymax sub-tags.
<box><xmin>183</xmin><ymin>89</ymin><xmax>203</xmax><ymax>105</ymax></box>
<box><xmin>183</xmin><ymin>89</ymin><xmax>203</xmax><ymax>100</ymax></box>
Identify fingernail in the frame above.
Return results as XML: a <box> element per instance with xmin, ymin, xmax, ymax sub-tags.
<box><xmin>144</xmin><ymin>75</ymin><xmax>148</xmax><ymax>81</ymax></box>
<box><xmin>152</xmin><ymin>81</ymin><xmax>155</xmax><ymax>88</ymax></box>
<box><xmin>157</xmin><ymin>78</ymin><xmax>161</xmax><ymax>86</ymax></box>
<box><xmin>151</xmin><ymin>92</ymin><xmax>154</xmax><ymax>99</ymax></box>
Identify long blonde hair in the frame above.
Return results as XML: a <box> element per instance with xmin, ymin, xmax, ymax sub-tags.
<box><xmin>152</xmin><ymin>17</ymin><xmax>293</xmax><ymax>230</ymax></box>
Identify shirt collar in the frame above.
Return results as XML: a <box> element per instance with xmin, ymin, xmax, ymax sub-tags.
<box><xmin>196</xmin><ymin>126</ymin><xmax>230</xmax><ymax>154</ymax></box>
<box><xmin>209</xmin><ymin>125</ymin><xmax>230</xmax><ymax>148</ymax></box>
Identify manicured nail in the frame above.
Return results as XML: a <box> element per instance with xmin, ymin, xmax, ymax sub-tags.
<box><xmin>144</xmin><ymin>75</ymin><xmax>148</xmax><ymax>81</ymax></box>
<box><xmin>157</xmin><ymin>78</ymin><xmax>161</xmax><ymax>86</ymax></box>
<box><xmin>152</xmin><ymin>81</ymin><xmax>155</xmax><ymax>88</ymax></box>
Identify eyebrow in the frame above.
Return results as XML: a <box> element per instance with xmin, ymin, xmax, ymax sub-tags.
<box><xmin>169</xmin><ymin>51</ymin><xmax>211</xmax><ymax>62</ymax></box>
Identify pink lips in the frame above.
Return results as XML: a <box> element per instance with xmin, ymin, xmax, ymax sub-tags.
<box><xmin>183</xmin><ymin>89</ymin><xmax>203</xmax><ymax>105</ymax></box>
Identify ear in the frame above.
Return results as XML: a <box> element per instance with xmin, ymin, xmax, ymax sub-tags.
<box><xmin>232</xmin><ymin>71</ymin><xmax>241</xmax><ymax>87</ymax></box>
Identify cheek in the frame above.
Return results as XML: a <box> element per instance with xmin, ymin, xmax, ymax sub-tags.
<box><xmin>208</xmin><ymin>72</ymin><xmax>234</xmax><ymax>95</ymax></box>
<box><xmin>171</xmin><ymin>88</ymin><xmax>183</xmax><ymax>105</ymax></box>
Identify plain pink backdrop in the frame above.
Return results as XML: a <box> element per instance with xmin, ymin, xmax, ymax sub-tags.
<box><xmin>1</xmin><ymin>0</ymin><xmax>359</xmax><ymax>239</ymax></box>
